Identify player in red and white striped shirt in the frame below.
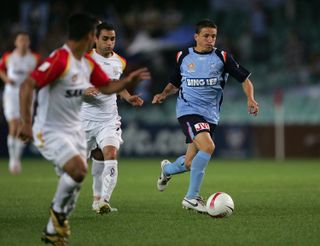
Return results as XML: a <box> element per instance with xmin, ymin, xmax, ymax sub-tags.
<box><xmin>18</xmin><ymin>13</ymin><xmax>150</xmax><ymax>246</ymax></box>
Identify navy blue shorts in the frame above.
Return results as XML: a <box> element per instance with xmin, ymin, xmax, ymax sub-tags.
<box><xmin>178</xmin><ymin>114</ymin><xmax>216</xmax><ymax>143</ymax></box>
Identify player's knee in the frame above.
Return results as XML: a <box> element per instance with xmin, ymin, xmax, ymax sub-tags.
<box><xmin>73</xmin><ymin>165</ymin><xmax>87</xmax><ymax>182</ymax></box>
<box><xmin>202</xmin><ymin>143</ymin><xmax>215</xmax><ymax>155</ymax></box>
<box><xmin>103</xmin><ymin>149</ymin><xmax>117</xmax><ymax>160</ymax></box>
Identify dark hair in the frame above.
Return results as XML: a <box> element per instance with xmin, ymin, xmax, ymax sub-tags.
<box><xmin>68</xmin><ymin>13</ymin><xmax>98</xmax><ymax>41</ymax></box>
<box><xmin>96</xmin><ymin>22</ymin><xmax>115</xmax><ymax>38</ymax></box>
<box><xmin>195</xmin><ymin>19</ymin><xmax>217</xmax><ymax>34</ymax></box>
<box><xmin>14</xmin><ymin>31</ymin><xmax>30</xmax><ymax>40</ymax></box>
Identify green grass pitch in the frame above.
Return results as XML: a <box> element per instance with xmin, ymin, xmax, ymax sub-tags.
<box><xmin>0</xmin><ymin>158</ymin><xmax>320</xmax><ymax>246</ymax></box>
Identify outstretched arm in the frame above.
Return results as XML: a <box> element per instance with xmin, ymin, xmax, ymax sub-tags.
<box><xmin>119</xmin><ymin>89</ymin><xmax>144</xmax><ymax>106</ymax></box>
<box><xmin>152</xmin><ymin>83</ymin><xmax>179</xmax><ymax>104</ymax></box>
<box><xmin>98</xmin><ymin>67</ymin><xmax>150</xmax><ymax>94</ymax></box>
<box><xmin>242</xmin><ymin>78</ymin><xmax>259</xmax><ymax>116</ymax></box>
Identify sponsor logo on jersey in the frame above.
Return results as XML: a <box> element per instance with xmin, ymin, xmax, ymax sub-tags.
<box><xmin>194</xmin><ymin>123</ymin><xmax>210</xmax><ymax>131</ymax></box>
<box><xmin>71</xmin><ymin>74</ymin><xmax>78</xmax><ymax>83</ymax></box>
<box><xmin>65</xmin><ymin>89</ymin><xmax>84</xmax><ymax>98</ymax></box>
<box><xmin>186</xmin><ymin>78</ymin><xmax>218</xmax><ymax>87</ymax></box>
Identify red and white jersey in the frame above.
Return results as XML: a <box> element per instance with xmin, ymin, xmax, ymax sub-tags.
<box><xmin>80</xmin><ymin>49</ymin><xmax>126</xmax><ymax>122</ymax></box>
<box><xmin>31</xmin><ymin>44</ymin><xmax>110</xmax><ymax>130</ymax></box>
<box><xmin>0</xmin><ymin>49</ymin><xmax>40</xmax><ymax>89</ymax></box>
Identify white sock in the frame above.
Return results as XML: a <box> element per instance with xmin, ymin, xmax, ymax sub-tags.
<box><xmin>64</xmin><ymin>186</ymin><xmax>81</xmax><ymax>217</ymax></box>
<box><xmin>7</xmin><ymin>136</ymin><xmax>15</xmax><ymax>168</ymax></box>
<box><xmin>52</xmin><ymin>173</ymin><xmax>81</xmax><ymax>213</ymax></box>
<box><xmin>91</xmin><ymin>159</ymin><xmax>105</xmax><ymax>198</ymax></box>
<box><xmin>13</xmin><ymin>137</ymin><xmax>25</xmax><ymax>163</ymax></box>
<box><xmin>101</xmin><ymin>160</ymin><xmax>118</xmax><ymax>202</ymax></box>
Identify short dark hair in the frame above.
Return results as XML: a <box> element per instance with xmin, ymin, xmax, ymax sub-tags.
<box><xmin>195</xmin><ymin>19</ymin><xmax>217</xmax><ymax>34</ymax></box>
<box><xmin>68</xmin><ymin>13</ymin><xmax>98</xmax><ymax>41</ymax></box>
<box><xmin>96</xmin><ymin>22</ymin><xmax>115</xmax><ymax>38</ymax></box>
<box><xmin>14</xmin><ymin>31</ymin><xmax>29</xmax><ymax>40</ymax></box>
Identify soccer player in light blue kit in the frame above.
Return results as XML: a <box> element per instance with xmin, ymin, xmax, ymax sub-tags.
<box><xmin>152</xmin><ymin>19</ymin><xmax>259</xmax><ymax>213</ymax></box>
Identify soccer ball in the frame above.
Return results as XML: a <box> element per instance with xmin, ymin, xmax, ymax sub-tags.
<box><xmin>206</xmin><ymin>192</ymin><xmax>234</xmax><ymax>218</ymax></box>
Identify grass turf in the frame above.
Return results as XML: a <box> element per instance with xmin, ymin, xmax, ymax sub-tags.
<box><xmin>0</xmin><ymin>158</ymin><xmax>320</xmax><ymax>246</ymax></box>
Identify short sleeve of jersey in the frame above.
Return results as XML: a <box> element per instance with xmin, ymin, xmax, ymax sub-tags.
<box><xmin>31</xmin><ymin>49</ymin><xmax>68</xmax><ymax>88</ymax></box>
<box><xmin>86</xmin><ymin>55</ymin><xmax>110</xmax><ymax>87</ymax></box>
<box><xmin>0</xmin><ymin>52</ymin><xmax>10</xmax><ymax>72</ymax></box>
<box><xmin>224</xmin><ymin>52</ymin><xmax>251</xmax><ymax>82</ymax></box>
<box><xmin>169</xmin><ymin>50</ymin><xmax>185</xmax><ymax>88</ymax></box>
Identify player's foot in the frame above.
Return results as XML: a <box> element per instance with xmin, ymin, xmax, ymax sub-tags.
<box><xmin>49</xmin><ymin>207</ymin><xmax>70</xmax><ymax>237</ymax></box>
<box><xmin>182</xmin><ymin>196</ymin><xmax>207</xmax><ymax>214</ymax></box>
<box><xmin>157</xmin><ymin>160</ymin><xmax>171</xmax><ymax>191</ymax></box>
<box><xmin>41</xmin><ymin>229</ymin><xmax>69</xmax><ymax>246</ymax></box>
<box><xmin>96</xmin><ymin>199</ymin><xmax>118</xmax><ymax>215</ymax></box>
<box><xmin>92</xmin><ymin>200</ymin><xmax>100</xmax><ymax>212</ymax></box>
<box><xmin>9</xmin><ymin>161</ymin><xmax>22</xmax><ymax>175</ymax></box>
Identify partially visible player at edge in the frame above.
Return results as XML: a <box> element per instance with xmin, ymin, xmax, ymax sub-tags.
<box><xmin>81</xmin><ymin>22</ymin><xmax>144</xmax><ymax>214</ymax></box>
<box><xmin>152</xmin><ymin>19</ymin><xmax>259</xmax><ymax>214</ymax></box>
<box><xmin>0</xmin><ymin>31</ymin><xmax>40</xmax><ymax>174</ymax></box>
<box><xmin>18</xmin><ymin>13</ymin><xmax>150</xmax><ymax>246</ymax></box>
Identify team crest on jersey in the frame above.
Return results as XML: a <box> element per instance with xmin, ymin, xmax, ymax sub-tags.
<box><xmin>194</xmin><ymin>122</ymin><xmax>210</xmax><ymax>131</ymax></box>
<box><xmin>187</xmin><ymin>63</ymin><xmax>195</xmax><ymax>72</ymax></box>
<box><xmin>71</xmin><ymin>74</ymin><xmax>78</xmax><ymax>83</ymax></box>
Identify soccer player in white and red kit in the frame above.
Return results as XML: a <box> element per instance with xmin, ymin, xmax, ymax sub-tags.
<box><xmin>0</xmin><ymin>32</ymin><xmax>40</xmax><ymax>174</ymax></box>
<box><xmin>18</xmin><ymin>13</ymin><xmax>150</xmax><ymax>246</ymax></box>
<box><xmin>81</xmin><ymin>22</ymin><xmax>144</xmax><ymax>214</ymax></box>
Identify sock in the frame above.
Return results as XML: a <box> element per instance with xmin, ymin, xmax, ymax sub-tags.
<box><xmin>186</xmin><ymin>151</ymin><xmax>211</xmax><ymax>199</ymax></box>
<box><xmin>91</xmin><ymin>159</ymin><xmax>105</xmax><ymax>198</ymax></box>
<box><xmin>13</xmin><ymin>137</ymin><xmax>25</xmax><ymax>163</ymax></box>
<box><xmin>7</xmin><ymin>136</ymin><xmax>15</xmax><ymax>168</ymax></box>
<box><xmin>101</xmin><ymin>160</ymin><xmax>118</xmax><ymax>202</ymax></box>
<box><xmin>52</xmin><ymin>173</ymin><xmax>81</xmax><ymax>213</ymax></box>
<box><xmin>163</xmin><ymin>155</ymin><xmax>187</xmax><ymax>176</ymax></box>
<box><xmin>64</xmin><ymin>186</ymin><xmax>81</xmax><ymax>217</ymax></box>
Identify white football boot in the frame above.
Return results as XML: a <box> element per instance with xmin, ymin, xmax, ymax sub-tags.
<box><xmin>182</xmin><ymin>196</ymin><xmax>207</xmax><ymax>214</ymax></box>
<box><xmin>157</xmin><ymin>160</ymin><xmax>172</xmax><ymax>191</ymax></box>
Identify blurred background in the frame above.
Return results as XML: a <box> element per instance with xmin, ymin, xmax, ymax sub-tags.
<box><xmin>0</xmin><ymin>0</ymin><xmax>319</xmax><ymax>159</ymax></box>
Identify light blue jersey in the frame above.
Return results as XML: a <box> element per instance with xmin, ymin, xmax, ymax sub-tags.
<box><xmin>170</xmin><ymin>47</ymin><xmax>250</xmax><ymax>124</ymax></box>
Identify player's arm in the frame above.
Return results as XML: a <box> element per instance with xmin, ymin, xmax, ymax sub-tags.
<box><xmin>0</xmin><ymin>54</ymin><xmax>14</xmax><ymax>85</ymax></box>
<box><xmin>91</xmin><ymin>65</ymin><xmax>150</xmax><ymax>94</ymax></box>
<box><xmin>152</xmin><ymin>83</ymin><xmax>179</xmax><ymax>104</ymax></box>
<box><xmin>19</xmin><ymin>76</ymin><xmax>36</xmax><ymax>142</ymax></box>
<box><xmin>223</xmin><ymin>51</ymin><xmax>259</xmax><ymax>116</ymax></box>
<box><xmin>242</xmin><ymin>78</ymin><xmax>259</xmax><ymax>116</ymax></box>
<box><xmin>118</xmin><ymin>89</ymin><xmax>144</xmax><ymax>106</ymax></box>
<box><xmin>0</xmin><ymin>70</ymin><xmax>14</xmax><ymax>85</ymax></box>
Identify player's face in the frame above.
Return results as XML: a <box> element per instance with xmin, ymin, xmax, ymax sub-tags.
<box><xmin>194</xmin><ymin>27</ymin><xmax>217</xmax><ymax>52</ymax></box>
<box><xmin>95</xmin><ymin>29</ymin><xmax>116</xmax><ymax>58</ymax></box>
<box><xmin>15</xmin><ymin>34</ymin><xmax>30</xmax><ymax>51</ymax></box>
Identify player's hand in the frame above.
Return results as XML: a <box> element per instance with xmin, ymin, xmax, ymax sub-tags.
<box><xmin>127</xmin><ymin>94</ymin><xmax>144</xmax><ymax>106</ymax></box>
<box><xmin>248</xmin><ymin>99</ymin><xmax>259</xmax><ymax>116</ymax></box>
<box><xmin>18</xmin><ymin>121</ymin><xmax>33</xmax><ymax>142</ymax></box>
<box><xmin>152</xmin><ymin>93</ymin><xmax>166</xmax><ymax>104</ymax></box>
<box><xmin>84</xmin><ymin>87</ymin><xmax>100</xmax><ymax>96</ymax></box>
<box><xmin>127</xmin><ymin>67</ymin><xmax>150</xmax><ymax>83</ymax></box>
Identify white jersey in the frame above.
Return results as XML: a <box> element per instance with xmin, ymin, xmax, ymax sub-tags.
<box><xmin>80</xmin><ymin>49</ymin><xmax>126</xmax><ymax>122</ymax></box>
<box><xmin>0</xmin><ymin>49</ymin><xmax>40</xmax><ymax>89</ymax></box>
<box><xmin>31</xmin><ymin>45</ymin><xmax>111</xmax><ymax>132</ymax></box>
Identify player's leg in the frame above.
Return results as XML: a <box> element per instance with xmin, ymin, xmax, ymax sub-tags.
<box><xmin>95</xmin><ymin>121</ymin><xmax>122</xmax><ymax>214</ymax></box>
<box><xmin>90</xmin><ymin>147</ymin><xmax>104</xmax><ymax>211</ymax></box>
<box><xmin>34</xmin><ymin>129</ymin><xmax>87</xmax><ymax>241</ymax></box>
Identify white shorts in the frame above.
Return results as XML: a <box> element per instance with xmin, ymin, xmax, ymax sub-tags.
<box><xmin>3</xmin><ymin>87</ymin><xmax>20</xmax><ymax>121</ymax></box>
<box><xmin>33</xmin><ymin>126</ymin><xmax>87</xmax><ymax>175</ymax></box>
<box><xmin>82</xmin><ymin>117</ymin><xmax>123</xmax><ymax>158</ymax></box>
